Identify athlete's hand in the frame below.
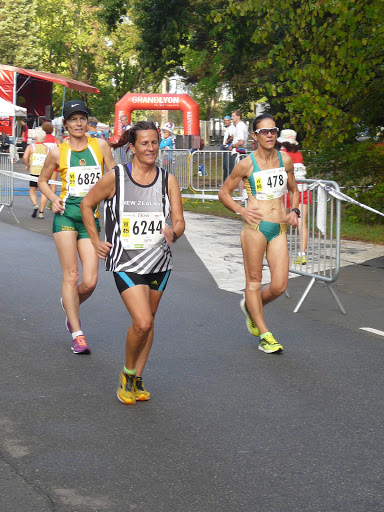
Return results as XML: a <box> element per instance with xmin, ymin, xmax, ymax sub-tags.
<box><xmin>51</xmin><ymin>197</ymin><xmax>64</xmax><ymax>214</ymax></box>
<box><xmin>93</xmin><ymin>240</ymin><xmax>112</xmax><ymax>260</ymax></box>
<box><xmin>162</xmin><ymin>224</ymin><xmax>176</xmax><ymax>245</ymax></box>
<box><xmin>239</xmin><ymin>206</ymin><xmax>263</xmax><ymax>224</ymax></box>
<box><xmin>286</xmin><ymin>211</ymin><xmax>299</xmax><ymax>228</ymax></box>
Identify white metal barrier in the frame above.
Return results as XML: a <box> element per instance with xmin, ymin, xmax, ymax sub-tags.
<box><xmin>285</xmin><ymin>178</ymin><xmax>345</xmax><ymax>314</ymax></box>
<box><xmin>0</xmin><ymin>153</ymin><xmax>17</xmax><ymax>221</ymax></box>
<box><xmin>158</xmin><ymin>149</ymin><xmax>190</xmax><ymax>190</ymax></box>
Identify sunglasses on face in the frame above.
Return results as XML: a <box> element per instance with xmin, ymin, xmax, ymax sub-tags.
<box><xmin>254</xmin><ymin>127</ymin><xmax>279</xmax><ymax>136</ymax></box>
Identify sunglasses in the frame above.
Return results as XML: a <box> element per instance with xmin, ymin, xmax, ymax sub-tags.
<box><xmin>254</xmin><ymin>127</ymin><xmax>279</xmax><ymax>136</ymax></box>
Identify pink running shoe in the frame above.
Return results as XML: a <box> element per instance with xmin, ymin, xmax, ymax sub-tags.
<box><xmin>71</xmin><ymin>335</ymin><xmax>91</xmax><ymax>355</ymax></box>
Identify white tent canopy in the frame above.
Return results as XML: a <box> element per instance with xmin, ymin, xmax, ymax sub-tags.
<box><xmin>0</xmin><ymin>98</ymin><xmax>27</xmax><ymax>117</ymax></box>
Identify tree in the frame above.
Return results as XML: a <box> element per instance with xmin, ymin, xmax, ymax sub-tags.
<box><xmin>211</xmin><ymin>0</ymin><xmax>384</xmax><ymax>149</ymax></box>
<box><xmin>0</xmin><ymin>0</ymin><xmax>41</xmax><ymax>68</ymax></box>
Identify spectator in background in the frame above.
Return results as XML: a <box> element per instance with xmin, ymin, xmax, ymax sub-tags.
<box><xmin>0</xmin><ymin>131</ymin><xmax>10</xmax><ymax>153</ymax></box>
<box><xmin>42</xmin><ymin>121</ymin><xmax>60</xmax><ymax>210</ymax></box>
<box><xmin>86</xmin><ymin>117</ymin><xmax>102</xmax><ymax>138</ymax></box>
<box><xmin>120</xmin><ymin>114</ymin><xmax>131</xmax><ymax>132</ymax></box>
<box><xmin>221</xmin><ymin>115</ymin><xmax>235</xmax><ymax>180</ymax></box>
<box><xmin>229</xmin><ymin>109</ymin><xmax>249</xmax><ymax>202</ymax></box>
<box><xmin>23</xmin><ymin>131</ymin><xmax>49</xmax><ymax>219</ymax></box>
<box><xmin>160</xmin><ymin>122</ymin><xmax>175</xmax><ymax>172</ymax></box>
<box><xmin>277</xmin><ymin>129</ymin><xmax>311</xmax><ymax>265</ymax></box>
<box><xmin>20</xmin><ymin>119</ymin><xmax>28</xmax><ymax>155</ymax></box>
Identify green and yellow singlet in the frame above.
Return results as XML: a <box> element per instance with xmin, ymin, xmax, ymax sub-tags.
<box><xmin>59</xmin><ymin>137</ymin><xmax>103</xmax><ymax>217</ymax></box>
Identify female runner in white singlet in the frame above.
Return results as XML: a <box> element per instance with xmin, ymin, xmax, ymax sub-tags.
<box><xmin>219</xmin><ymin>114</ymin><xmax>300</xmax><ymax>354</ymax></box>
<box><xmin>81</xmin><ymin>121</ymin><xmax>185</xmax><ymax>405</ymax></box>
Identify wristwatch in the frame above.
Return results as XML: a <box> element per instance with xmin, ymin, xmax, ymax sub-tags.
<box><xmin>291</xmin><ymin>208</ymin><xmax>301</xmax><ymax>218</ymax></box>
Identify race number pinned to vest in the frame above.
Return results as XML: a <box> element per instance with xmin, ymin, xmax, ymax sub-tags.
<box><xmin>121</xmin><ymin>212</ymin><xmax>165</xmax><ymax>250</ymax></box>
<box><xmin>31</xmin><ymin>153</ymin><xmax>47</xmax><ymax>166</ymax></box>
<box><xmin>68</xmin><ymin>165</ymin><xmax>102</xmax><ymax>197</ymax></box>
<box><xmin>253</xmin><ymin>167</ymin><xmax>287</xmax><ymax>200</ymax></box>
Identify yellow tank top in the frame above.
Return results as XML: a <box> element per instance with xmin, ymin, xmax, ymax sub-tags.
<box><xmin>29</xmin><ymin>143</ymin><xmax>48</xmax><ymax>176</ymax></box>
<box><xmin>59</xmin><ymin>137</ymin><xmax>103</xmax><ymax>216</ymax></box>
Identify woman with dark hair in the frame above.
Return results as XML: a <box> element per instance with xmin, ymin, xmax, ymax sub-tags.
<box><xmin>219</xmin><ymin>114</ymin><xmax>299</xmax><ymax>354</ymax></box>
<box><xmin>81</xmin><ymin>121</ymin><xmax>185</xmax><ymax>405</ymax></box>
<box><xmin>277</xmin><ymin>129</ymin><xmax>311</xmax><ymax>264</ymax></box>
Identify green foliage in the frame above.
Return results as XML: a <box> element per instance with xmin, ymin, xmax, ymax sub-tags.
<box><xmin>35</xmin><ymin>0</ymin><xmax>157</xmax><ymax>123</ymax></box>
<box><xmin>342</xmin><ymin>182</ymin><xmax>384</xmax><ymax>225</ymax></box>
<box><xmin>306</xmin><ymin>140</ymin><xmax>384</xmax><ymax>225</ymax></box>
<box><xmin>0</xmin><ymin>0</ymin><xmax>41</xmax><ymax>67</ymax></box>
<box><xmin>305</xmin><ymin>141</ymin><xmax>384</xmax><ymax>185</ymax></box>
<box><xmin>214</xmin><ymin>0</ymin><xmax>384</xmax><ymax>149</ymax></box>
<box><xmin>131</xmin><ymin>0</ymin><xmax>190</xmax><ymax>84</ymax></box>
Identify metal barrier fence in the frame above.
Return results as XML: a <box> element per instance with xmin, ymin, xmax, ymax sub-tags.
<box><xmin>188</xmin><ymin>150</ymin><xmax>247</xmax><ymax>193</ymax></box>
<box><xmin>112</xmin><ymin>147</ymin><xmax>247</xmax><ymax>193</ymax></box>
<box><xmin>285</xmin><ymin>178</ymin><xmax>345</xmax><ymax>314</ymax></box>
<box><xmin>158</xmin><ymin>149</ymin><xmax>190</xmax><ymax>190</ymax></box>
<box><xmin>0</xmin><ymin>153</ymin><xmax>14</xmax><ymax>218</ymax></box>
<box><xmin>112</xmin><ymin>144</ymin><xmax>131</xmax><ymax>166</ymax></box>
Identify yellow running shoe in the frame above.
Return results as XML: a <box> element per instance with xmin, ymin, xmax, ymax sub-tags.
<box><xmin>296</xmin><ymin>254</ymin><xmax>307</xmax><ymax>265</ymax></box>
<box><xmin>240</xmin><ymin>298</ymin><xmax>260</xmax><ymax>336</ymax></box>
<box><xmin>258</xmin><ymin>332</ymin><xmax>283</xmax><ymax>354</ymax></box>
<box><xmin>134</xmin><ymin>376</ymin><xmax>151</xmax><ymax>401</ymax></box>
<box><xmin>117</xmin><ymin>371</ymin><xmax>136</xmax><ymax>405</ymax></box>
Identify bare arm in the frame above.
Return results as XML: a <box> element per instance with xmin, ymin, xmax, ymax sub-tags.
<box><xmin>22</xmin><ymin>146</ymin><xmax>32</xmax><ymax>167</ymax></box>
<box><xmin>37</xmin><ymin>148</ymin><xmax>63</xmax><ymax>213</ymax></box>
<box><xmin>98</xmin><ymin>138</ymin><xmax>116</xmax><ymax>172</ymax></box>
<box><xmin>80</xmin><ymin>170</ymin><xmax>116</xmax><ymax>259</ymax></box>
<box><xmin>218</xmin><ymin>157</ymin><xmax>263</xmax><ymax>223</ymax></box>
<box><xmin>162</xmin><ymin>173</ymin><xmax>185</xmax><ymax>245</ymax></box>
<box><xmin>282</xmin><ymin>153</ymin><xmax>299</xmax><ymax>227</ymax></box>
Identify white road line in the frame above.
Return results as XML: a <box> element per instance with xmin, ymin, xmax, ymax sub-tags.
<box><xmin>360</xmin><ymin>327</ymin><xmax>384</xmax><ymax>337</ymax></box>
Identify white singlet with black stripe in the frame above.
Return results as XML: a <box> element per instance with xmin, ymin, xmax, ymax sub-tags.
<box><xmin>104</xmin><ymin>164</ymin><xmax>172</xmax><ymax>273</ymax></box>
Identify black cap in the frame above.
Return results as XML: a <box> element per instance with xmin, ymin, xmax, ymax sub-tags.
<box><xmin>62</xmin><ymin>100</ymin><xmax>89</xmax><ymax>120</ymax></box>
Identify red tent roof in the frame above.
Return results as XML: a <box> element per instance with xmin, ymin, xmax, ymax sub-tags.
<box><xmin>0</xmin><ymin>65</ymin><xmax>100</xmax><ymax>94</ymax></box>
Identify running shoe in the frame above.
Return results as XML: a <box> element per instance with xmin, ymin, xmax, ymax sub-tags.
<box><xmin>71</xmin><ymin>334</ymin><xmax>91</xmax><ymax>354</ymax></box>
<box><xmin>240</xmin><ymin>298</ymin><xmax>260</xmax><ymax>336</ymax></box>
<box><xmin>296</xmin><ymin>254</ymin><xmax>307</xmax><ymax>265</ymax></box>
<box><xmin>32</xmin><ymin>205</ymin><xmax>38</xmax><ymax>218</ymax></box>
<box><xmin>134</xmin><ymin>376</ymin><xmax>151</xmax><ymax>401</ymax></box>
<box><xmin>46</xmin><ymin>201</ymin><xmax>52</xmax><ymax>210</ymax></box>
<box><xmin>258</xmin><ymin>332</ymin><xmax>283</xmax><ymax>354</ymax></box>
<box><xmin>117</xmin><ymin>372</ymin><xmax>136</xmax><ymax>405</ymax></box>
<box><xmin>38</xmin><ymin>212</ymin><xmax>44</xmax><ymax>219</ymax></box>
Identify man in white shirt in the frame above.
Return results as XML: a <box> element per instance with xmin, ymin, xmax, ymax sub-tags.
<box><xmin>228</xmin><ymin>109</ymin><xmax>248</xmax><ymax>175</ymax></box>
<box><xmin>221</xmin><ymin>115</ymin><xmax>235</xmax><ymax>180</ymax></box>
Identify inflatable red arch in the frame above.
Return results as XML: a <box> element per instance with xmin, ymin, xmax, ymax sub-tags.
<box><xmin>111</xmin><ymin>93</ymin><xmax>200</xmax><ymax>142</ymax></box>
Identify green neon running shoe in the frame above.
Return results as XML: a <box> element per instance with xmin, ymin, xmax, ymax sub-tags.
<box><xmin>296</xmin><ymin>254</ymin><xmax>307</xmax><ymax>265</ymax></box>
<box><xmin>240</xmin><ymin>298</ymin><xmax>260</xmax><ymax>337</ymax></box>
<box><xmin>258</xmin><ymin>332</ymin><xmax>283</xmax><ymax>354</ymax></box>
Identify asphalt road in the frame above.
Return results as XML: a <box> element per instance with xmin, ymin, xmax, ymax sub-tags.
<box><xmin>1</xmin><ymin>182</ymin><xmax>384</xmax><ymax>512</ymax></box>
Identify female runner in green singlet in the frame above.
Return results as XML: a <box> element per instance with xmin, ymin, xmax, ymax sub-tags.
<box><xmin>38</xmin><ymin>101</ymin><xmax>116</xmax><ymax>354</ymax></box>
<box><xmin>219</xmin><ymin>114</ymin><xmax>300</xmax><ymax>354</ymax></box>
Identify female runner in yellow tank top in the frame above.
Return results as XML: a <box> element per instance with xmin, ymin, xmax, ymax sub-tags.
<box><xmin>38</xmin><ymin>100</ymin><xmax>116</xmax><ymax>354</ymax></box>
<box><xmin>219</xmin><ymin>114</ymin><xmax>300</xmax><ymax>353</ymax></box>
